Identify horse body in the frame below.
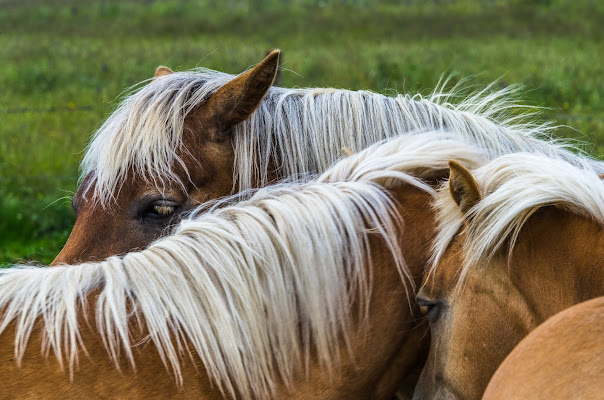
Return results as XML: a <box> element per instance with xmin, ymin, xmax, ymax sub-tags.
<box><xmin>414</xmin><ymin>154</ymin><xmax>604</xmax><ymax>400</ymax></box>
<box><xmin>483</xmin><ymin>296</ymin><xmax>604</xmax><ymax>400</ymax></box>
<box><xmin>0</xmin><ymin>233</ymin><xmax>419</xmax><ymax>400</ymax></box>
<box><xmin>0</xmin><ymin>317</ymin><xmax>218</xmax><ymax>399</ymax></box>
<box><xmin>4</xmin><ymin>134</ymin><xmax>483</xmax><ymax>399</ymax></box>
<box><xmin>52</xmin><ymin>50</ymin><xmax>598</xmax><ymax>265</ymax></box>
<box><xmin>2</xmin><ymin>189</ymin><xmax>419</xmax><ymax>399</ymax></box>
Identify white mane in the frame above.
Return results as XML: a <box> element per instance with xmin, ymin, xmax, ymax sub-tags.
<box><xmin>3</xmin><ymin>133</ymin><xmax>483</xmax><ymax>399</ymax></box>
<box><xmin>430</xmin><ymin>153</ymin><xmax>604</xmax><ymax>286</ymax></box>
<box><xmin>81</xmin><ymin>66</ymin><xmax>601</xmax><ymax>205</ymax></box>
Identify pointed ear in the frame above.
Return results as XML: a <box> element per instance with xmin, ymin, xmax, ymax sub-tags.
<box><xmin>154</xmin><ymin>66</ymin><xmax>173</xmax><ymax>78</ymax></box>
<box><xmin>448</xmin><ymin>160</ymin><xmax>481</xmax><ymax>215</ymax></box>
<box><xmin>200</xmin><ymin>50</ymin><xmax>280</xmax><ymax>137</ymax></box>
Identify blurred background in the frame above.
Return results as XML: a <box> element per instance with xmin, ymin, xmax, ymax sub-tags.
<box><xmin>1</xmin><ymin>0</ymin><xmax>603</xmax><ymax>264</ymax></box>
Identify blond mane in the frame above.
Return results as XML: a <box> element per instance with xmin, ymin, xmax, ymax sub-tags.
<box><xmin>430</xmin><ymin>153</ymin><xmax>604</xmax><ymax>286</ymax></box>
<box><xmin>3</xmin><ymin>133</ymin><xmax>483</xmax><ymax>399</ymax></box>
<box><xmin>81</xmin><ymin>67</ymin><xmax>600</xmax><ymax>205</ymax></box>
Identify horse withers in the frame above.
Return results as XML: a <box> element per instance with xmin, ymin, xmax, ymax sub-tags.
<box><xmin>413</xmin><ymin>154</ymin><xmax>604</xmax><ymax>400</ymax></box>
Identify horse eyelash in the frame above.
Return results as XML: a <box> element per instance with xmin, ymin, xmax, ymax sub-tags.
<box><xmin>154</xmin><ymin>204</ymin><xmax>175</xmax><ymax>216</ymax></box>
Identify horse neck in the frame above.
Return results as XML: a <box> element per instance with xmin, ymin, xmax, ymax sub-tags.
<box><xmin>233</xmin><ymin>89</ymin><xmax>519</xmax><ymax>190</ymax></box>
<box><xmin>275</xmin><ymin>183</ymin><xmax>436</xmax><ymax>399</ymax></box>
<box><xmin>508</xmin><ymin>207</ymin><xmax>604</xmax><ymax>322</ymax></box>
<box><xmin>290</xmin><ymin>183</ymin><xmax>436</xmax><ymax>398</ymax></box>
<box><xmin>0</xmin><ymin>290</ymin><xmax>222</xmax><ymax>399</ymax></box>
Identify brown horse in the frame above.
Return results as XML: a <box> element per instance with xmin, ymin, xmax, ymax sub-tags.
<box><xmin>2</xmin><ymin>134</ymin><xmax>482</xmax><ymax>399</ymax></box>
<box><xmin>413</xmin><ymin>154</ymin><xmax>604</xmax><ymax>400</ymax></box>
<box><xmin>52</xmin><ymin>50</ymin><xmax>596</xmax><ymax>265</ymax></box>
<box><xmin>483</xmin><ymin>296</ymin><xmax>604</xmax><ymax>400</ymax></box>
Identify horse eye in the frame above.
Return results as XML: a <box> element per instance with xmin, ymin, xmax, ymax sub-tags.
<box><xmin>142</xmin><ymin>201</ymin><xmax>178</xmax><ymax>219</ymax></box>
<box><xmin>417</xmin><ymin>297</ymin><xmax>442</xmax><ymax>322</ymax></box>
<box><xmin>153</xmin><ymin>204</ymin><xmax>175</xmax><ymax>216</ymax></box>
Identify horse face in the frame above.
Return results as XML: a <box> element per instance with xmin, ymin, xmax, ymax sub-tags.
<box><xmin>413</xmin><ymin>238</ymin><xmax>525</xmax><ymax>400</ymax></box>
<box><xmin>51</xmin><ymin>51</ymin><xmax>280</xmax><ymax>265</ymax></box>
<box><xmin>415</xmin><ymin>205</ymin><xmax>604</xmax><ymax>400</ymax></box>
<box><xmin>53</xmin><ymin>139</ymin><xmax>235</xmax><ymax>264</ymax></box>
<box><xmin>413</xmin><ymin>160</ymin><xmax>531</xmax><ymax>400</ymax></box>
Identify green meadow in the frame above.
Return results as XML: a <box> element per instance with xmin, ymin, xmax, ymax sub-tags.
<box><xmin>1</xmin><ymin>0</ymin><xmax>603</xmax><ymax>264</ymax></box>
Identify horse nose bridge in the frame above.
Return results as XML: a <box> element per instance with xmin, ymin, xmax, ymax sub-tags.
<box><xmin>51</xmin><ymin>237</ymin><xmax>83</xmax><ymax>266</ymax></box>
<box><xmin>51</xmin><ymin>209</ymin><xmax>122</xmax><ymax>266</ymax></box>
<box><xmin>50</xmin><ymin>216</ymin><xmax>93</xmax><ymax>265</ymax></box>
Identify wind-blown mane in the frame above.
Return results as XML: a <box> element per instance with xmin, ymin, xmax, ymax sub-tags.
<box><xmin>430</xmin><ymin>153</ymin><xmax>604</xmax><ymax>286</ymax></box>
<box><xmin>81</xmin><ymin>67</ymin><xmax>601</xmax><ymax>205</ymax></box>
<box><xmin>2</xmin><ymin>133</ymin><xmax>482</xmax><ymax>399</ymax></box>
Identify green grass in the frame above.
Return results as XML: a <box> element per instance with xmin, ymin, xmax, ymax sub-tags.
<box><xmin>1</xmin><ymin>0</ymin><xmax>603</xmax><ymax>264</ymax></box>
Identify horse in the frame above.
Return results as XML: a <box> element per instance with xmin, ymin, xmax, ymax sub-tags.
<box><xmin>1</xmin><ymin>133</ymin><xmax>483</xmax><ymax>399</ymax></box>
<box><xmin>52</xmin><ymin>50</ymin><xmax>599</xmax><ymax>265</ymax></box>
<box><xmin>483</xmin><ymin>296</ymin><xmax>604</xmax><ymax>400</ymax></box>
<box><xmin>413</xmin><ymin>153</ymin><xmax>604</xmax><ymax>400</ymax></box>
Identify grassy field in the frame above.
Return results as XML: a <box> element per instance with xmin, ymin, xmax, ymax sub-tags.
<box><xmin>1</xmin><ymin>0</ymin><xmax>603</xmax><ymax>264</ymax></box>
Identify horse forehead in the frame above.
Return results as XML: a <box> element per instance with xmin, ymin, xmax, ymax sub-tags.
<box><xmin>422</xmin><ymin>239</ymin><xmax>465</xmax><ymax>298</ymax></box>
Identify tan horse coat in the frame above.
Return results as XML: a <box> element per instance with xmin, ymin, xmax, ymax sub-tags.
<box><xmin>483</xmin><ymin>296</ymin><xmax>604</xmax><ymax>400</ymax></box>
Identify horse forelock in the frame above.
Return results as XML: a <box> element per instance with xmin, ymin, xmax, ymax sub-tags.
<box><xmin>429</xmin><ymin>153</ymin><xmax>604</xmax><ymax>287</ymax></box>
<box><xmin>80</xmin><ymin>69</ymin><xmax>234</xmax><ymax>205</ymax></box>
<box><xmin>80</xmin><ymin>66</ymin><xmax>600</xmax><ymax>206</ymax></box>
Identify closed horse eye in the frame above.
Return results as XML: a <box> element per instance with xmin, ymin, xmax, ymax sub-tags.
<box><xmin>153</xmin><ymin>204</ymin><xmax>175</xmax><ymax>216</ymax></box>
<box><xmin>141</xmin><ymin>200</ymin><xmax>179</xmax><ymax>220</ymax></box>
<box><xmin>417</xmin><ymin>297</ymin><xmax>442</xmax><ymax>322</ymax></box>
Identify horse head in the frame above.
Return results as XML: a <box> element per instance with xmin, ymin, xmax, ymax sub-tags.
<box><xmin>414</xmin><ymin>155</ymin><xmax>604</xmax><ymax>400</ymax></box>
<box><xmin>52</xmin><ymin>51</ymin><xmax>280</xmax><ymax>265</ymax></box>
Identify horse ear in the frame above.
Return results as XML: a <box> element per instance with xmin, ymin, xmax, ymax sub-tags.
<box><xmin>448</xmin><ymin>160</ymin><xmax>481</xmax><ymax>215</ymax></box>
<box><xmin>201</xmin><ymin>50</ymin><xmax>280</xmax><ymax>139</ymax></box>
<box><xmin>154</xmin><ymin>66</ymin><xmax>173</xmax><ymax>77</ymax></box>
